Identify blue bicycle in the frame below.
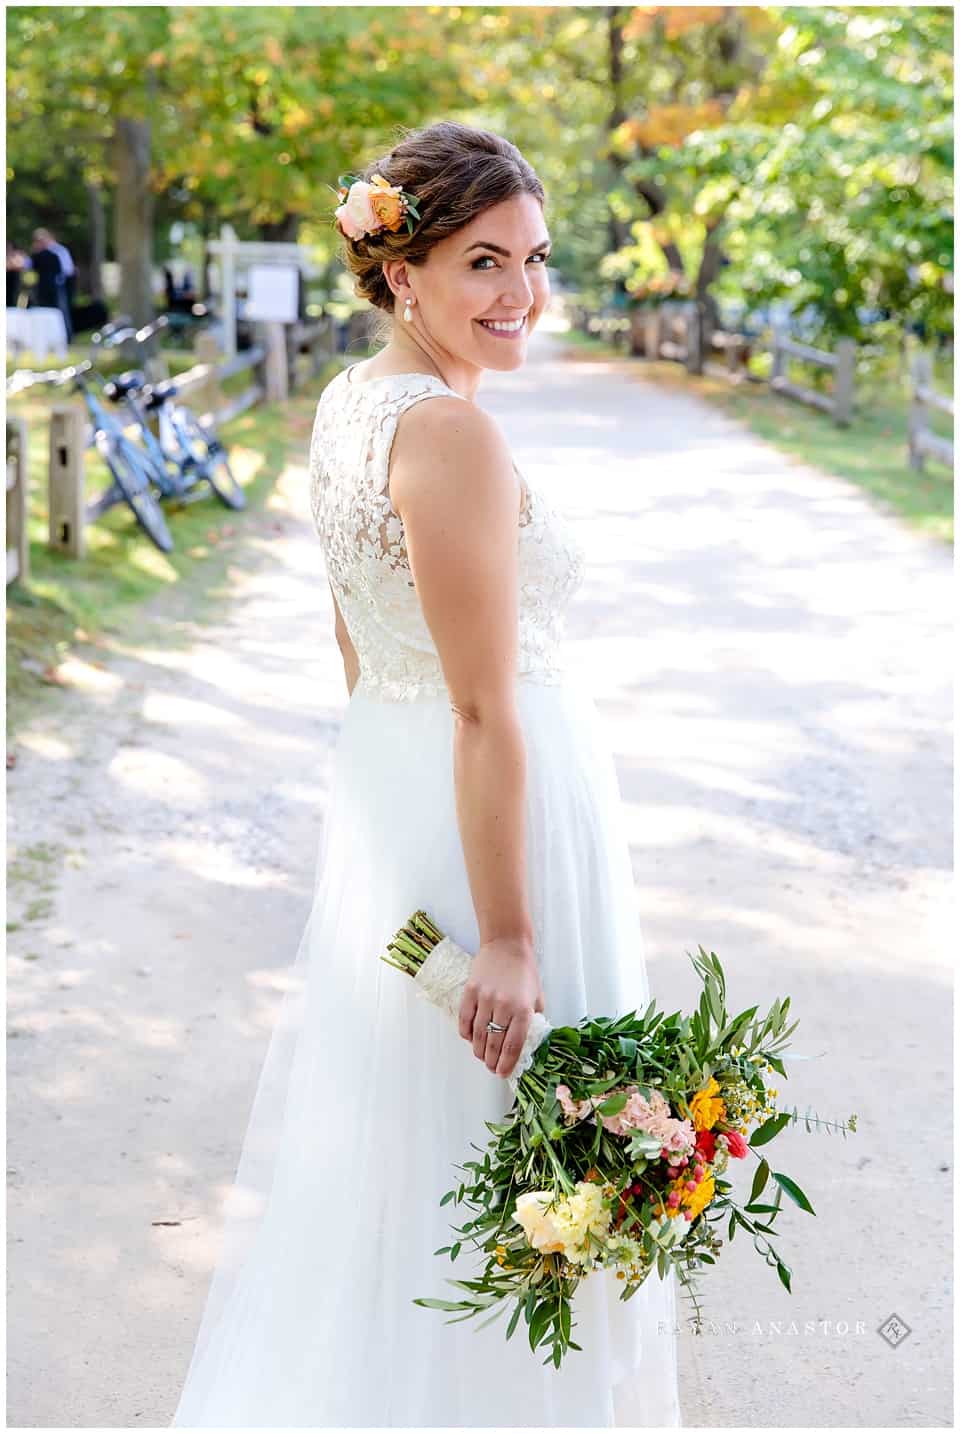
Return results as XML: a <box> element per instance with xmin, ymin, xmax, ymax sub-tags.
<box><xmin>96</xmin><ymin>315</ymin><xmax>246</xmax><ymax>511</ymax></box>
<box><xmin>7</xmin><ymin>359</ymin><xmax>175</xmax><ymax>552</ymax></box>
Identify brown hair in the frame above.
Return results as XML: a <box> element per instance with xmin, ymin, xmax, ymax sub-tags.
<box><xmin>337</xmin><ymin>120</ymin><xmax>546</xmax><ymax>340</ymax></box>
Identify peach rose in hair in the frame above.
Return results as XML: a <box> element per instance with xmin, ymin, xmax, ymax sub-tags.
<box><xmin>335</xmin><ymin>180</ymin><xmax>377</xmax><ymax>239</ymax></box>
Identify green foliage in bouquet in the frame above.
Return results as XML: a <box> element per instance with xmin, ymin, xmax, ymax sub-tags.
<box><xmin>381</xmin><ymin>912</ymin><xmax>858</xmax><ymax>1369</ymax></box>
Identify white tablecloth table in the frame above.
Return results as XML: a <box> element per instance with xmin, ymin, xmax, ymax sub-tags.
<box><xmin>5</xmin><ymin>307</ymin><xmax>69</xmax><ymax>361</ymax></box>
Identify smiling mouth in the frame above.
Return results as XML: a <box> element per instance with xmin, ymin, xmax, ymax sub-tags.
<box><xmin>475</xmin><ymin>315</ymin><xmax>528</xmax><ymax>334</ymax></box>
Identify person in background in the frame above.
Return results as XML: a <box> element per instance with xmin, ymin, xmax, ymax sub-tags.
<box><xmin>46</xmin><ymin>229</ymin><xmax>77</xmax><ymax>323</ymax></box>
<box><xmin>6</xmin><ymin>241</ymin><xmax>31</xmax><ymax>307</ymax></box>
<box><xmin>32</xmin><ymin>228</ymin><xmax>74</xmax><ymax>340</ymax></box>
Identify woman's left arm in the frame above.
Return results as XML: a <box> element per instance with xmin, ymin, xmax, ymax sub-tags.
<box><xmin>328</xmin><ymin>579</ymin><xmax>359</xmax><ymax>697</ymax></box>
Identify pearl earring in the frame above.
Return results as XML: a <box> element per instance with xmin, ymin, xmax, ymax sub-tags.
<box><xmin>403</xmin><ymin>297</ymin><xmax>414</xmax><ymax>322</ymax></box>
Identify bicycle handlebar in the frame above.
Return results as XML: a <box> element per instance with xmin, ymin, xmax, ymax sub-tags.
<box><xmin>97</xmin><ymin>314</ymin><xmax>171</xmax><ymax>352</ymax></box>
<box><xmin>137</xmin><ymin>314</ymin><xmax>170</xmax><ymax>341</ymax></box>
<box><xmin>90</xmin><ymin>315</ymin><xmax>134</xmax><ymax>346</ymax></box>
<box><xmin>6</xmin><ymin>360</ymin><xmax>94</xmax><ymax>395</ymax></box>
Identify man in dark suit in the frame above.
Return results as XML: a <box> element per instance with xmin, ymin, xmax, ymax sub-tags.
<box><xmin>31</xmin><ymin>229</ymin><xmax>72</xmax><ymax>340</ymax></box>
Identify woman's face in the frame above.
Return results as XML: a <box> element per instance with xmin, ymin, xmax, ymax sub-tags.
<box><xmin>398</xmin><ymin>192</ymin><xmax>552</xmax><ymax>376</ymax></box>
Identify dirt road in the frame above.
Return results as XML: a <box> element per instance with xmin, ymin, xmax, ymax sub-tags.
<box><xmin>7</xmin><ymin>323</ymin><xmax>952</xmax><ymax>1426</ymax></box>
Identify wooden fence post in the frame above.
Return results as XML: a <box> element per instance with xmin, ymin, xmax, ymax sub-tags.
<box><xmin>685</xmin><ymin>305</ymin><xmax>702</xmax><ymax>375</ymax></box>
<box><xmin>770</xmin><ymin>328</ymin><xmax>785</xmax><ymax>386</ymax></box>
<box><xmin>908</xmin><ymin>350</ymin><xmax>953</xmax><ymax>470</ymax></box>
<box><xmin>6</xmin><ymin>417</ymin><xmax>29</xmax><ymax>586</ymax></box>
<box><xmin>312</xmin><ymin>318</ymin><xmax>331</xmax><ymax>377</ymax></box>
<box><xmin>833</xmin><ymin>338</ymin><xmax>856</xmax><ymax>426</ymax></box>
<box><xmin>909</xmin><ymin>351</ymin><xmax>931</xmax><ymax>470</ymax></box>
<box><xmin>48</xmin><ymin>404</ymin><xmax>86</xmax><ymax>559</ymax></box>
<box><xmin>644</xmin><ymin>310</ymin><xmax>659</xmax><ymax>359</ymax></box>
<box><xmin>254</xmin><ymin>321</ymin><xmax>289</xmax><ymax>401</ymax></box>
<box><xmin>629</xmin><ymin>307</ymin><xmax>646</xmax><ymax>356</ymax></box>
<box><xmin>219</xmin><ymin>223</ymin><xmax>238</xmax><ymax>359</ymax></box>
<box><xmin>193</xmin><ymin>331</ymin><xmax>222</xmax><ymax>420</ymax></box>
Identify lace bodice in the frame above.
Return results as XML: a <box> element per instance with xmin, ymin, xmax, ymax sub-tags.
<box><xmin>308</xmin><ymin>364</ymin><xmax>585</xmax><ymax>702</ymax></box>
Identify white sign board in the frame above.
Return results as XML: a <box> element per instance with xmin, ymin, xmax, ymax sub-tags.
<box><xmin>245</xmin><ymin>264</ymin><xmax>299</xmax><ymax>323</ymax></box>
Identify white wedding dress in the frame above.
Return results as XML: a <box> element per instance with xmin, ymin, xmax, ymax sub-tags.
<box><xmin>171</xmin><ymin>363</ymin><xmax>682</xmax><ymax>1428</ymax></box>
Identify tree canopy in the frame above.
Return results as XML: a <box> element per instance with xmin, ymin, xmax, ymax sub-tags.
<box><xmin>7</xmin><ymin>4</ymin><xmax>953</xmax><ymax>336</ymax></box>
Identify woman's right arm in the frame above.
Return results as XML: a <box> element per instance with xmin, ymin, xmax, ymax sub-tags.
<box><xmin>389</xmin><ymin>396</ymin><xmax>545</xmax><ymax>1080</ymax></box>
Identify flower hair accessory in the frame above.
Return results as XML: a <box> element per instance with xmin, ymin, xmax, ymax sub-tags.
<box><xmin>331</xmin><ymin>172</ymin><xmax>421</xmax><ymax>241</ymax></box>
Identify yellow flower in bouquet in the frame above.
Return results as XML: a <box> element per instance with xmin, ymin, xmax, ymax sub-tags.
<box><xmin>514</xmin><ymin>1181</ymin><xmax>611</xmax><ymax>1265</ymax></box>
<box><xmin>690</xmin><ymin>1076</ymin><xmax>725</xmax><ymax>1131</ymax></box>
<box><xmin>681</xmin><ymin>1173</ymin><xmax>716</xmax><ymax>1221</ymax></box>
<box><xmin>552</xmin><ymin>1181</ymin><xmax>611</xmax><ymax>1265</ymax></box>
<box><xmin>513</xmin><ymin>1192</ymin><xmax>566</xmax><ymax>1254</ymax></box>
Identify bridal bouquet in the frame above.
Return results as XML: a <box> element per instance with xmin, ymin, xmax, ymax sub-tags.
<box><xmin>380</xmin><ymin>911</ymin><xmax>857</xmax><ymax>1368</ymax></box>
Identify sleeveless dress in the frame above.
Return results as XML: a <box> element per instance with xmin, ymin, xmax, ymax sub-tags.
<box><xmin>171</xmin><ymin>363</ymin><xmax>683</xmax><ymax>1428</ymax></box>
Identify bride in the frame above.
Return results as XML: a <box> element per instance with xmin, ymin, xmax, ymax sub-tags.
<box><xmin>171</xmin><ymin>118</ymin><xmax>682</xmax><ymax>1428</ymax></box>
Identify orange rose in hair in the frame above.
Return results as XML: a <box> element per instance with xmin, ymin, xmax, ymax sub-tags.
<box><xmin>368</xmin><ymin>174</ymin><xmax>405</xmax><ymax>233</ymax></box>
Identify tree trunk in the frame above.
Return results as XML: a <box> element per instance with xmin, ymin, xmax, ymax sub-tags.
<box><xmin>259</xmin><ymin>213</ymin><xmax>301</xmax><ymax>243</ymax></box>
<box><xmin>114</xmin><ymin>116</ymin><xmax>154</xmax><ymax>325</ymax></box>
<box><xmin>605</xmin><ymin>7</ymin><xmax>632</xmax><ymax>292</ymax></box>
<box><xmin>86</xmin><ymin>182</ymin><xmax>106</xmax><ymax>301</ymax></box>
<box><xmin>690</xmin><ymin>219</ymin><xmax>727</xmax><ymax>369</ymax></box>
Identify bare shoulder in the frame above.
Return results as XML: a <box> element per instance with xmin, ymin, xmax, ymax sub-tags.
<box><xmin>388</xmin><ymin>396</ymin><xmax>515</xmax><ymax>517</ymax></box>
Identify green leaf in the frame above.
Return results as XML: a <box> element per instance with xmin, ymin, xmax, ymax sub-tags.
<box><xmin>749</xmin><ymin>1158</ymin><xmax>770</xmax><ymax>1204</ymax></box>
<box><xmin>777</xmin><ymin>1261</ymin><xmax>793</xmax><ymax>1293</ymax></box>
<box><xmin>772</xmin><ymin>1171</ymin><xmax>816</xmax><ymax>1215</ymax></box>
<box><xmin>618</xmin><ymin>1035</ymin><xmax>638</xmax><ymax>1063</ymax></box>
<box><xmin>529</xmin><ymin>1299</ymin><xmax>554</xmax><ymax>1350</ymax></box>
<box><xmin>597</xmin><ymin>1091</ymin><xmax>628</xmax><ymax>1117</ymax></box>
<box><xmin>749</xmin><ymin>1113</ymin><xmax>791</xmax><ymax>1147</ymax></box>
<box><xmin>717</xmin><ymin>1005</ymin><xmax>758</xmax><ymax>1044</ymax></box>
<box><xmin>412</xmin><ymin>1297</ymin><xmax>474</xmax><ymax>1312</ymax></box>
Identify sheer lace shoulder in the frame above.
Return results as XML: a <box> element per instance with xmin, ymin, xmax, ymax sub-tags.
<box><xmin>309</xmin><ymin>366</ymin><xmax>585</xmax><ymax>702</ymax></box>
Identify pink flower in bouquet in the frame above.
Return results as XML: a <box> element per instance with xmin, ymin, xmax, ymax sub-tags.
<box><xmin>618</xmin><ymin>1088</ymin><xmax>695</xmax><ymax>1152</ymax></box>
<box><xmin>556</xmin><ymin>1083</ymin><xmax>696</xmax><ymax>1154</ymax></box>
<box><xmin>556</xmin><ymin>1084</ymin><xmax>599</xmax><ymax>1123</ymax></box>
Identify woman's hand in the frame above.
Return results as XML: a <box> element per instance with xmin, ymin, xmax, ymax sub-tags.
<box><xmin>458</xmin><ymin>936</ymin><xmax>545</xmax><ymax>1079</ymax></box>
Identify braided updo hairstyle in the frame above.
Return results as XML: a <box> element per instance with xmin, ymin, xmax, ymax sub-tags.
<box><xmin>337</xmin><ymin>120</ymin><xmax>546</xmax><ymax>342</ymax></box>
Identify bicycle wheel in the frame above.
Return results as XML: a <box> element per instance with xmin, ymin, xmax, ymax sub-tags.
<box><xmin>99</xmin><ymin>433</ymin><xmax>175</xmax><ymax>552</ymax></box>
<box><xmin>177</xmin><ymin>411</ymin><xmax>246</xmax><ymax>510</ymax></box>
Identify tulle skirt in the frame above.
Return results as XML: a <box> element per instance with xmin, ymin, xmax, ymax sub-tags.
<box><xmin>171</xmin><ymin>674</ymin><xmax>682</xmax><ymax>1427</ymax></box>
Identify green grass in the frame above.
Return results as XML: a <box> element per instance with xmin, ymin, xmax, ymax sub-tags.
<box><xmin>559</xmin><ymin>328</ymin><xmax>954</xmax><ymax>545</ymax></box>
<box><xmin>6</xmin><ymin>352</ymin><xmax>348</xmax><ymax>740</ymax></box>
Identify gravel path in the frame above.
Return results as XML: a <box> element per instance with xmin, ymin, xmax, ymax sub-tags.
<box><xmin>7</xmin><ymin>322</ymin><xmax>952</xmax><ymax>1427</ymax></box>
